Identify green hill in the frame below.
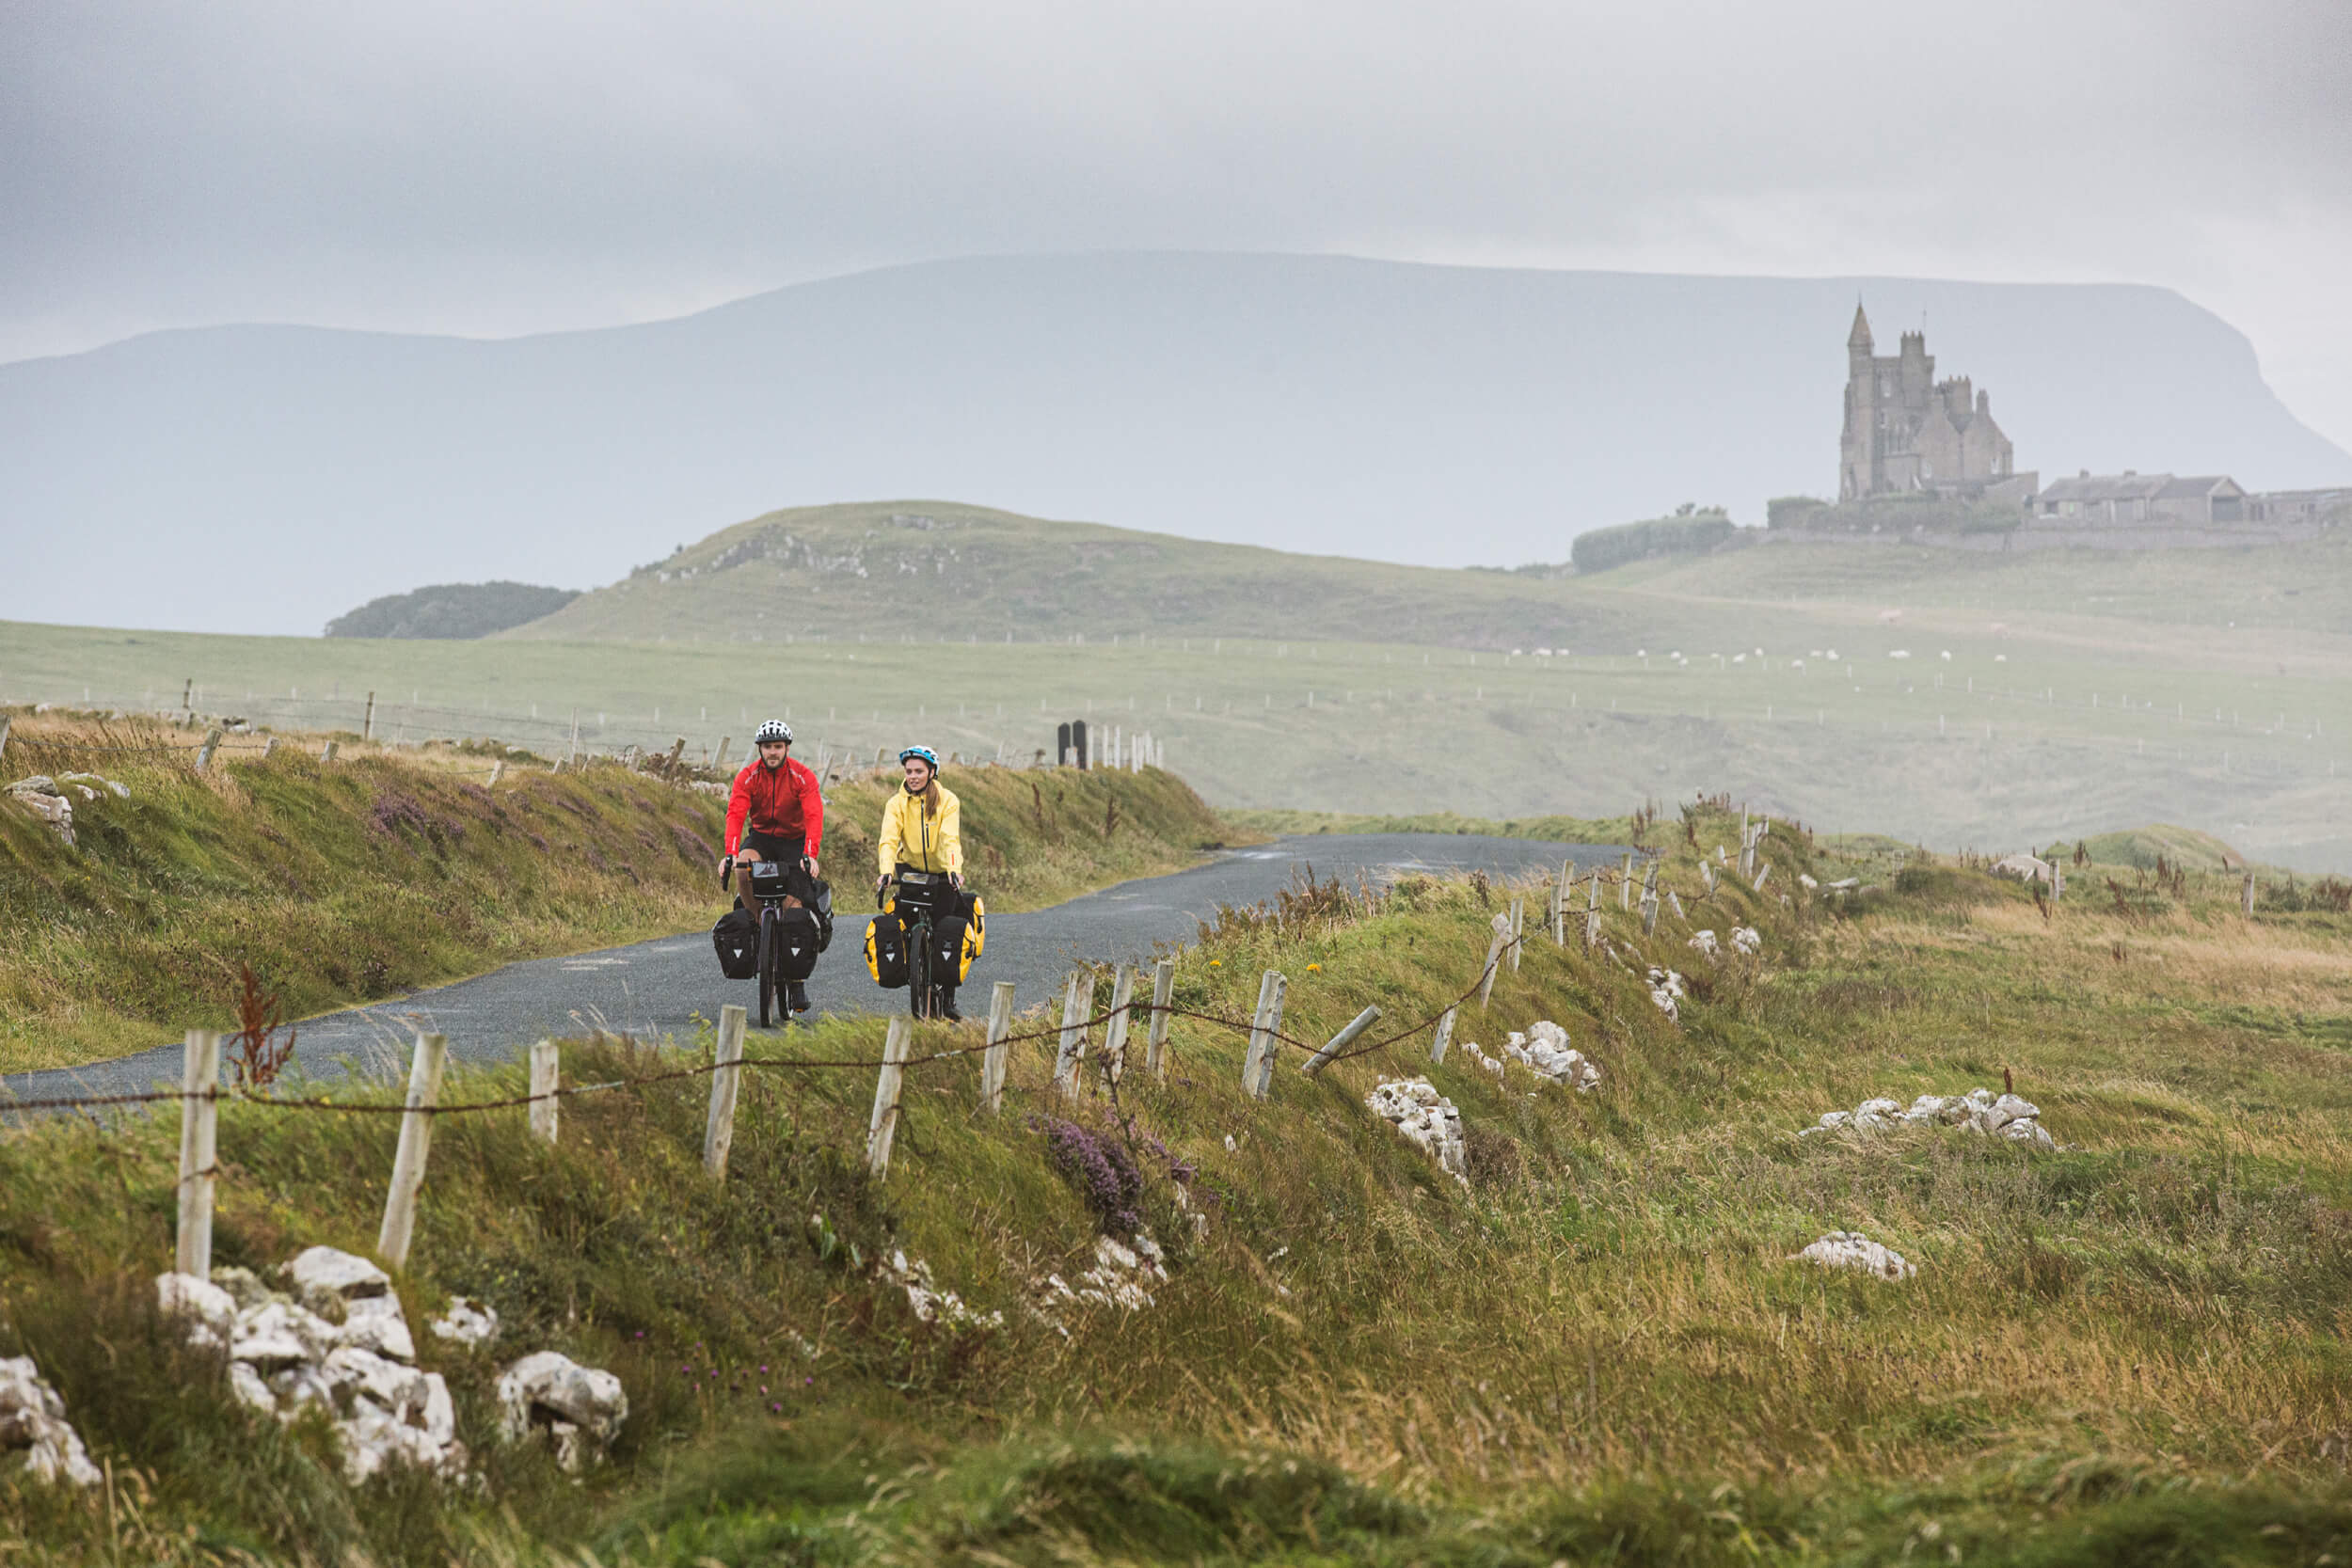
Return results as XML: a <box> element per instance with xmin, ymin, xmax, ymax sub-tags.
<box><xmin>504</xmin><ymin>500</ymin><xmax>1657</xmax><ymax>653</ymax></box>
<box><xmin>327</xmin><ymin>581</ymin><xmax>580</xmax><ymax>640</ymax></box>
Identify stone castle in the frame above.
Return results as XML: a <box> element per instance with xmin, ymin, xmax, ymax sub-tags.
<box><xmin>1838</xmin><ymin>305</ymin><xmax>2021</xmax><ymax>501</ymax></box>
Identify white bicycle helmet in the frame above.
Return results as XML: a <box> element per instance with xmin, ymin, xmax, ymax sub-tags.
<box><xmin>755</xmin><ymin>719</ymin><xmax>793</xmax><ymax>745</ymax></box>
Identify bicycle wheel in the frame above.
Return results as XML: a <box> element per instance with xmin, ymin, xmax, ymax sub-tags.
<box><xmin>907</xmin><ymin>914</ymin><xmax>931</xmax><ymax>1020</ymax></box>
<box><xmin>755</xmin><ymin>907</ymin><xmax>778</xmax><ymax>1028</ymax></box>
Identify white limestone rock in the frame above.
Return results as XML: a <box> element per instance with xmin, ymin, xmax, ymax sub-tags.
<box><xmin>496</xmin><ymin>1352</ymin><xmax>628</xmax><ymax>1471</ymax></box>
<box><xmin>1800</xmin><ymin>1086</ymin><xmax>2057</xmax><ymax>1148</ymax></box>
<box><xmin>1791</xmin><ymin>1231</ymin><xmax>1915</xmax><ymax>1280</ymax></box>
<box><xmin>0</xmin><ymin>1356</ymin><xmax>102</xmax><ymax>1487</ymax></box>
<box><xmin>1645</xmin><ymin>967</ymin><xmax>1685</xmax><ymax>1022</ymax></box>
<box><xmin>1365</xmin><ymin>1077</ymin><xmax>1470</xmax><ymax>1185</ymax></box>
<box><xmin>1991</xmin><ymin>854</ymin><xmax>2053</xmax><ymax>885</ymax></box>
<box><xmin>877</xmin><ymin>1251</ymin><xmax>1004</xmax><ymax>1332</ymax></box>
<box><xmin>337</xmin><ymin>1293</ymin><xmax>416</xmax><ymax>1361</ymax></box>
<box><xmin>230</xmin><ymin>1301</ymin><xmax>340</xmax><ymax>1370</ymax></box>
<box><xmin>429</xmin><ymin>1296</ymin><xmax>501</xmax><ymax>1348</ymax></box>
<box><xmin>1730</xmin><ymin>926</ymin><xmax>1761</xmax><ymax>956</ymax></box>
<box><xmin>287</xmin><ymin>1246</ymin><xmax>390</xmax><ymax>1308</ymax></box>
<box><xmin>1688</xmin><ymin>929</ymin><xmax>1721</xmax><ymax>958</ymax></box>
<box><xmin>155</xmin><ymin>1272</ymin><xmax>238</xmax><ymax>1350</ymax></box>
<box><xmin>1502</xmin><ymin>1022</ymin><xmax>1600</xmax><ymax>1092</ymax></box>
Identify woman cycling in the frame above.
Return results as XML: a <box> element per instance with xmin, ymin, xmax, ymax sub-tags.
<box><xmin>723</xmin><ymin>719</ymin><xmax>824</xmax><ymax>1014</ymax></box>
<box><xmin>875</xmin><ymin>745</ymin><xmax>969</xmax><ymax>1019</ymax></box>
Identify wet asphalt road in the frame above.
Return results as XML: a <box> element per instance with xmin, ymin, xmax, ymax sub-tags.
<box><xmin>6</xmin><ymin>833</ymin><xmax>1623</xmax><ymax>1104</ymax></box>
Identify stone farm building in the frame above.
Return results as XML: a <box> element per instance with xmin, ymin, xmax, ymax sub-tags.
<box><xmin>2035</xmin><ymin>471</ymin><xmax>2249</xmax><ymax>526</ymax></box>
<box><xmin>1839</xmin><ymin>306</ymin><xmax>2029</xmax><ymax>502</ymax></box>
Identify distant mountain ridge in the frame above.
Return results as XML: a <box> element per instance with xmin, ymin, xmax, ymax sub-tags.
<box><xmin>3</xmin><ymin>252</ymin><xmax>2344</xmax><ymax>635</ymax></box>
<box><xmin>326</xmin><ymin>581</ymin><xmax>579</xmax><ymax>639</ymax></box>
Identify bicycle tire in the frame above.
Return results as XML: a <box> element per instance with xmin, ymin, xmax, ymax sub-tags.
<box><xmin>756</xmin><ymin>906</ymin><xmax>778</xmax><ymax>1028</ymax></box>
<box><xmin>907</xmin><ymin>912</ymin><xmax>931</xmax><ymax>1020</ymax></box>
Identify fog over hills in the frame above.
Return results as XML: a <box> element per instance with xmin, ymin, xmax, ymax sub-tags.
<box><xmin>3</xmin><ymin>252</ymin><xmax>2344</xmax><ymax>636</ymax></box>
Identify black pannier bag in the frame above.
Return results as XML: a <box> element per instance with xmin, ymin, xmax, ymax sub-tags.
<box><xmin>809</xmin><ymin>879</ymin><xmax>835</xmax><ymax>951</ymax></box>
<box><xmin>775</xmin><ymin>904</ymin><xmax>821</xmax><ymax>981</ymax></box>
<box><xmin>711</xmin><ymin>907</ymin><xmax>758</xmax><ymax>979</ymax></box>
<box><xmin>865</xmin><ymin>901</ymin><xmax>910</xmax><ymax>988</ymax></box>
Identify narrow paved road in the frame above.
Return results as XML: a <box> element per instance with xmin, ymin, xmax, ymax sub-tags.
<box><xmin>7</xmin><ymin>833</ymin><xmax>1622</xmax><ymax>1104</ymax></box>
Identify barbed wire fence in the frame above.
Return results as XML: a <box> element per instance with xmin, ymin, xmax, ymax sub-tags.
<box><xmin>8</xmin><ymin>838</ymin><xmax>1747</xmax><ymax>1280</ymax></box>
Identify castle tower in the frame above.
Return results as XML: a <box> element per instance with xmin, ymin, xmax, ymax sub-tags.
<box><xmin>1839</xmin><ymin>304</ymin><xmax>1876</xmax><ymax>500</ymax></box>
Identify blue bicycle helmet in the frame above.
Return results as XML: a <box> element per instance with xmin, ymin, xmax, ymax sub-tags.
<box><xmin>898</xmin><ymin>745</ymin><xmax>939</xmax><ymax>769</ymax></box>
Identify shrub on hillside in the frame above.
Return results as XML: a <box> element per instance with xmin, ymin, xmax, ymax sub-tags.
<box><xmin>325</xmin><ymin>580</ymin><xmax>580</xmax><ymax>639</ymax></box>
<box><xmin>1569</xmin><ymin>506</ymin><xmax>1737</xmax><ymax>575</ymax></box>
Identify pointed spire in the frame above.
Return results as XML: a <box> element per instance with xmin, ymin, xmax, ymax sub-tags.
<box><xmin>1847</xmin><ymin>301</ymin><xmax>1874</xmax><ymax>351</ymax></box>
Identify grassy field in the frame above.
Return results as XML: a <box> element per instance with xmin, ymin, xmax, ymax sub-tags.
<box><xmin>0</xmin><ymin>712</ymin><xmax>1235</xmax><ymax>1072</ymax></box>
<box><xmin>7</xmin><ymin>594</ymin><xmax>2347</xmax><ymax>870</ymax></box>
<box><xmin>5</xmin><ymin>803</ymin><xmax>2351</xmax><ymax>1563</ymax></box>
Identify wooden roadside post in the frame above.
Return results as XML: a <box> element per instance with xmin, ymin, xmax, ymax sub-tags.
<box><xmin>980</xmin><ymin>982</ymin><xmax>1015</xmax><ymax>1112</ymax></box>
<box><xmin>1054</xmin><ymin>970</ymin><xmax>1090</xmax><ymax>1101</ymax></box>
<box><xmin>175</xmin><ymin>1029</ymin><xmax>222</xmax><ymax>1279</ymax></box>
<box><xmin>362</xmin><ymin>691</ymin><xmax>376</xmax><ymax>742</ymax></box>
<box><xmin>866</xmin><ymin>1017</ymin><xmax>913</xmax><ymax>1179</ymax></box>
<box><xmin>487</xmin><ymin>760</ymin><xmax>505</xmax><ymax>787</ymax></box>
<box><xmin>704</xmin><ymin>1004</ymin><xmax>747</xmax><ymax>1180</ymax></box>
<box><xmin>1753</xmin><ymin>863</ymin><xmax>1772</xmax><ymax>893</ymax></box>
<box><xmin>376</xmin><ymin>1033</ymin><xmax>449</xmax><ymax>1270</ymax></box>
<box><xmin>193</xmin><ymin>728</ymin><xmax>224</xmax><ymax>772</ymax></box>
<box><xmin>1508</xmin><ymin>895</ymin><xmax>1525</xmax><ymax>973</ymax></box>
<box><xmin>1585</xmin><ymin>867</ymin><xmax>1601</xmax><ymax>950</ymax></box>
<box><xmin>1640</xmin><ymin>860</ymin><xmax>1661</xmax><ymax>935</ymax></box>
<box><xmin>1146</xmin><ymin>958</ymin><xmax>1176</xmax><ymax>1080</ymax></box>
<box><xmin>2242</xmin><ymin>872</ymin><xmax>2257</xmax><ymax>916</ymax></box>
<box><xmin>1101</xmin><ymin>965</ymin><xmax>1136</xmax><ymax>1084</ymax></box>
<box><xmin>1554</xmin><ymin>859</ymin><xmax>1571</xmax><ymax>945</ymax></box>
<box><xmin>528</xmin><ymin>1038</ymin><xmax>560</xmax><ymax>1145</ymax></box>
<box><xmin>1620</xmin><ymin>854</ymin><xmax>1633</xmax><ymax>910</ymax></box>
<box><xmin>1301</xmin><ymin>1005</ymin><xmax>1381</xmax><ymax>1076</ymax></box>
<box><xmin>1478</xmin><ymin>916</ymin><xmax>1508</xmax><ymax>1007</ymax></box>
<box><xmin>1430</xmin><ymin>1006</ymin><xmax>1456</xmax><ymax>1064</ymax></box>
<box><xmin>713</xmin><ymin>736</ymin><xmax>733</xmax><ymax>770</ymax></box>
<box><xmin>319</xmin><ymin>739</ymin><xmax>338</xmax><ymax>763</ymax></box>
<box><xmin>1240</xmin><ymin>969</ymin><xmax>1287</xmax><ymax>1100</ymax></box>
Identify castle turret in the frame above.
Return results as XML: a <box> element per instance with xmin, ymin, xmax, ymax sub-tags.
<box><xmin>1840</xmin><ymin>304</ymin><xmax>1877</xmax><ymax>499</ymax></box>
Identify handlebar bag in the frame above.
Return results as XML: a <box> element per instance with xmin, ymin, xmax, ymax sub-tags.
<box><xmin>864</xmin><ymin>897</ymin><xmax>910</xmax><ymax>988</ymax></box>
<box><xmin>748</xmin><ymin>860</ymin><xmax>793</xmax><ymax>899</ymax></box>
<box><xmin>711</xmin><ymin>907</ymin><xmax>759</xmax><ymax>980</ymax></box>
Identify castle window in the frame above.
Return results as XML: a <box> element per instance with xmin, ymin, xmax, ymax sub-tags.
<box><xmin>1879</xmin><ymin>376</ymin><xmax>1890</xmax><ymax>398</ymax></box>
<box><xmin>1877</xmin><ymin>410</ymin><xmax>1887</xmax><ymax>429</ymax></box>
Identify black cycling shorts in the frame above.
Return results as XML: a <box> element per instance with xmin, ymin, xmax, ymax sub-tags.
<box><xmin>742</xmin><ymin>828</ymin><xmax>807</xmax><ymax>865</ymax></box>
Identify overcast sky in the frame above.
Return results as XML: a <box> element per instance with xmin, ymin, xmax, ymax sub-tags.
<box><xmin>7</xmin><ymin>0</ymin><xmax>2350</xmax><ymax>450</ymax></box>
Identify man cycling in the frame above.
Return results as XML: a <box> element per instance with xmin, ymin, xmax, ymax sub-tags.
<box><xmin>723</xmin><ymin>720</ymin><xmax>825</xmax><ymax>1014</ymax></box>
<box><xmin>875</xmin><ymin>745</ymin><xmax>969</xmax><ymax>1020</ymax></box>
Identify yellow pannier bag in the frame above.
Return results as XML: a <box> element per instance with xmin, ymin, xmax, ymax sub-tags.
<box><xmin>958</xmin><ymin>895</ymin><xmax>986</xmax><ymax>981</ymax></box>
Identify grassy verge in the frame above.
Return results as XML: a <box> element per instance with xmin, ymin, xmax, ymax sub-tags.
<box><xmin>4</xmin><ymin>803</ymin><xmax>2350</xmax><ymax>1562</ymax></box>
<box><xmin>0</xmin><ymin>713</ymin><xmax>1238</xmax><ymax>1072</ymax></box>
<box><xmin>1226</xmin><ymin>805</ymin><xmax>1636</xmax><ymax>842</ymax></box>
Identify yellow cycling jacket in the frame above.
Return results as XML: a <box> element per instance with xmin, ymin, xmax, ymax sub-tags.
<box><xmin>878</xmin><ymin>784</ymin><xmax>962</xmax><ymax>876</ymax></box>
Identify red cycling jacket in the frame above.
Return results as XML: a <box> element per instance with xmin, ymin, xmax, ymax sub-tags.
<box><xmin>724</xmin><ymin>756</ymin><xmax>824</xmax><ymax>858</ymax></box>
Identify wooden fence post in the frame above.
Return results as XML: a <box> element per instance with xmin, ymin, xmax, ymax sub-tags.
<box><xmin>981</xmin><ymin>982</ymin><xmax>1015</xmax><ymax>1112</ymax></box>
<box><xmin>714</xmin><ymin>736</ymin><xmax>733</xmax><ymax>771</ymax></box>
<box><xmin>1102</xmin><ymin>965</ymin><xmax>1136</xmax><ymax>1084</ymax></box>
<box><xmin>1620</xmin><ymin>854</ymin><xmax>1633</xmax><ymax>910</ymax></box>
<box><xmin>1054</xmin><ymin>970</ymin><xmax>1090</xmax><ymax>1100</ymax></box>
<box><xmin>1508</xmin><ymin>895</ymin><xmax>1525</xmax><ymax>973</ymax></box>
<box><xmin>175</xmin><ymin>1029</ymin><xmax>221</xmax><ymax>1279</ymax></box>
<box><xmin>866</xmin><ymin>1017</ymin><xmax>912</xmax><ymax>1179</ymax></box>
<box><xmin>1554</xmin><ymin>859</ymin><xmax>1571</xmax><ymax>945</ymax></box>
<box><xmin>1430</xmin><ymin>1006</ymin><xmax>1456</xmax><ymax>1064</ymax></box>
<box><xmin>528</xmin><ymin>1038</ymin><xmax>560</xmax><ymax>1145</ymax></box>
<box><xmin>1301</xmin><ymin>1005</ymin><xmax>1380</xmax><ymax>1076</ymax></box>
<box><xmin>0</xmin><ymin>714</ymin><xmax>10</xmax><ymax>764</ymax></box>
<box><xmin>319</xmin><ymin>739</ymin><xmax>338</xmax><ymax>763</ymax></box>
<box><xmin>1242</xmin><ymin>969</ymin><xmax>1287</xmax><ymax>1100</ymax></box>
<box><xmin>2242</xmin><ymin>872</ymin><xmax>2256</xmax><ymax>916</ymax></box>
<box><xmin>487</xmin><ymin>760</ymin><xmax>505</xmax><ymax>787</ymax></box>
<box><xmin>1585</xmin><ymin>867</ymin><xmax>1601</xmax><ymax>949</ymax></box>
<box><xmin>362</xmin><ymin>691</ymin><xmax>376</xmax><ymax>742</ymax></box>
<box><xmin>1640</xmin><ymin>860</ymin><xmax>1661</xmax><ymax>935</ymax></box>
<box><xmin>1146</xmin><ymin>958</ymin><xmax>1176</xmax><ymax>1080</ymax></box>
<box><xmin>1752</xmin><ymin>863</ymin><xmax>1772</xmax><ymax>893</ymax></box>
<box><xmin>1478</xmin><ymin>917</ymin><xmax>1507</xmax><ymax>1007</ymax></box>
<box><xmin>193</xmin><ymin>728</ymin><xmax>224</xmax><ymax>772</ymax></box>
<box><xmin>376</xmin><ymin>1033</ymin><xmax>448</xmax><ymax>1270</ymax></box>
<box><xmin>704</xmin><ymin>1004</ymin><xmax>747</xmax><ymax>1180</ymax></box>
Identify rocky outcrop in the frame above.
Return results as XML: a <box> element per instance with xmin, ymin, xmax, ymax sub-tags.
<box><xmin>155</xmin><ymin>1246</ymin><xmax>466</xmax><ymax>1482</ymax></box>
<box><xmin>1799</xmin><ymin>1088</ymin><xmax>2056</xmax><ymax>1148</ymax></box>
<box><xmin>495</xmin><ymin>1353</ymin><xmax>628</xmax><ymax>1473</ymax></box>
<box><xmin>0</xmin><ymin>1356</ymin><xmax>102</xmax><ymax>1487</ymax></box>
<box><xmin>429</xmin><ymin>1297</ymin><xmax>501</xmax><ymax>1348</ymax></box>
<box><xmin>1790</xmin><ymin>1231</ymin><xmax>1915</xmax><ymax>1280</ymax></box>
<box><xmin>1646</xmin><ymin>967</ymin><xmax>1686</xmax><ymax>1022</ymax></box>
<box><xmin>1365</xmin><ymin>1078</ymin><xmax>1469</xmax><ymax>1185</ymax></box>
<box><xmin>1036</xmin><ymin>1233</ymin><xmax>1169</xmax><ymax>1322</ymax></box>
<box><xmin>1502</xmin><ymin>1022</ymin><xmax>1600</xmax><ymax>1091</ymax></box>
<box><xmin>877</xmin><ymin>1251</ymin><xmax>1005</xmax><ymax>1333</ymax></box>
